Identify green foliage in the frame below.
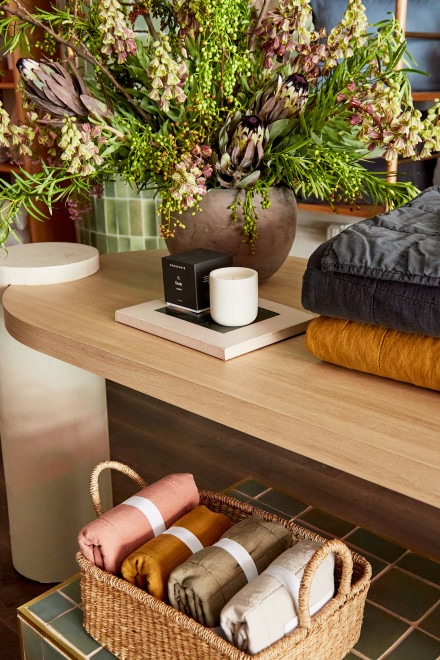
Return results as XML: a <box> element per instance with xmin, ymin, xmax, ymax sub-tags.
<box><xmin>0</xmin><ymin>0</ymin><xmax>436</xmax><ymax>249</ymax></box>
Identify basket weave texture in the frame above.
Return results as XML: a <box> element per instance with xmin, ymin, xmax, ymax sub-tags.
<box><xmin>77</xmin><ymin>462</ymin><xmax>372</xmax><ymax>660</ymax></box>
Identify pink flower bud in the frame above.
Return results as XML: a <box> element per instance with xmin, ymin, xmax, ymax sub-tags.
<box><xmin>336</xmin><ymin>93</ymin><xmax>347</xmax><ymax>103</ymax></box>
<box><xmin>200</xmin><ymin>145</ymin><xmax>212</xmax><ymax>158</ymax></box>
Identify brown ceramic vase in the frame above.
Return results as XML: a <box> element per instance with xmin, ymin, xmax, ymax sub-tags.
<box><xmin>164</xmin><ymin>187</ymin><xmax>297</xmax><ymax>280</ymax></box>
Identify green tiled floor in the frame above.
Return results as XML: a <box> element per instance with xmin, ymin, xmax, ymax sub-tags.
<box><xmin>18</xmin><ymin>478</ymin><xmax>440</xmax><ymax>660</ymax></box>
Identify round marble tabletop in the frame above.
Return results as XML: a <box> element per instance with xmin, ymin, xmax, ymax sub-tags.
<box><xmin>0</xmin><ymin>242</ymin><xmax>99</xmax><ymax>286</ymax></box>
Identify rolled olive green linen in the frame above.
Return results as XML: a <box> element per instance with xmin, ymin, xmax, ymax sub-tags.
<box><xmin>220</xmin><ymin>539</ymin><xmax>335</xmax><ymax>654</ymax></box>
<box><xmin>168</xmin><ymin>515</ymin><xmax>291</xmax><ymax>627</ymax></box>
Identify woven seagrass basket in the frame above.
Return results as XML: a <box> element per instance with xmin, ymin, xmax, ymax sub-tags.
<box><xmin>77</xmin><ymin>461</ymin><xmax>372</xmax><ymax>660</ymax></box>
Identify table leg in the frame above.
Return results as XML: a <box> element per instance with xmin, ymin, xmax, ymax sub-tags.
<box><xmin>0</xmin><ymin>297</ymin><xmax>112</xmax><ymax>583</ymax></box>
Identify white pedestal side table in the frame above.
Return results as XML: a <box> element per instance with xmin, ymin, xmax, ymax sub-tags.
<box><xmin>0</xmin><ymin>242</ymin><xmax>112</xmax><ymax>582</ymax></box>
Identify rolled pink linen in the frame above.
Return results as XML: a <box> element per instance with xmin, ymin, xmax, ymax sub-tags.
<box><xmin>78</xmin><ymin>473</ymin><xmax>199</xmax><ymax>575</ymax></box>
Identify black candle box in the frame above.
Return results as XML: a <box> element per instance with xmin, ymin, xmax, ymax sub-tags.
<box><xmin>162</xmin><ymin>248</ymin><xmax>233</xmax><ymax>313</ymax></box>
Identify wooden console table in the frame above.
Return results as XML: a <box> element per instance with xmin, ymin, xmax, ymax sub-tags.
<box><xmin>3</xmin><ymin>250</ymin><xmax>440</xmax><ymax>510</ymax></box>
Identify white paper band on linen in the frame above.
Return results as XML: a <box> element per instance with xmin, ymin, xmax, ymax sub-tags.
<box><xmin>263</xmin><ymin>564</ymin><xmax>334</xmax><ymax>635</ymax></box>
<box><xmin>263</xmin><ymin>564</ymin><xmax>301</xmax><ymax>605</ymax></box>
<box><xmin>123</xmin><ymin>496</ymin><xmax>166</xmax><ymax>536</ymax></box>
<box><xmin>214</xmin><ymin>538</ymin><xmax>258</xmax><ymax>582</ymax></box>
<box><xmin>161</xmin><ymin>526</ymin><xmax>204</xmax><ymax>554</ymax></box>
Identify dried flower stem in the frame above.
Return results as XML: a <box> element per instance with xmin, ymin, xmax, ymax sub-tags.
<box><xmin>145</xmin><ymin>14</ymin><xmax>158</xmax><ymax>42</ymax></box>
<box><xmin>7</xmin><ymin>0</ymin><xmax>150</xmax><ymax>122</ymax></box>
<box><xmin>248</xmin><ymin>0</ymin><xmax>270</xmax><ymax>52</ymax></box>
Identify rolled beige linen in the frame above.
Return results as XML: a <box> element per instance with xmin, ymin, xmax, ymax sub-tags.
<box><xmin>168</xmin><ymin>515</ymin><xmax>291</xmax><ymax>627</ymax></box>
<box><xmin>220</xmin><ymin>539</ymin><xmax>335</xmax><ymax>654</ymax></box>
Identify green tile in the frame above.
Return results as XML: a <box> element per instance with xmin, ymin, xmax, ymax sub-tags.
<box><xmin>130</xmin><ymin>236</ymin><xmax>145</xmax><ymax>251</ymax></box>
<box><xmin>87</xmin><ymin>207</ymin><xmax>96</xmax><ymax>232</ymax></box>
<box><xmin>368</xmin><ymin>568</ymin><xmax>440</xmax><ymax>622</ymax></box>
<box><xmin>104</xmin><ymin>199</ymin><xmax>117</xmax><ymax>235</ymax></box>
<box><xmin>117</xmin><ymin>237</ymin><xmax>131</xmax><ymax>252</ymax></box>
<box><xmin>129</xmin><ymin>200</ymin><xmax>143</xmax><ymax>236</ymax></box>
<box><xmin>345</xmin><ymin>528</ymin><xmax>406</xmax><ymax>563</ymax></box>
<box><xmin>106</xmin><ymin>235</ymin><xmax>119</xmax><ymax>254</ymax></box>
<box><xmin>145</xmin><ymin>237</ymin><xmax>159</xmax><ymax>250</ymax></box>
<box><xmin>257</xmin><ymin>490</ymin><xmax>308</xmax><ymax>518</ymax></box>
<box><xmin>115</xmin><ymin>200</ymin><xmax>130</xmax><ymax>235</ymax></box>
<box><xmin>385</xmin><ymin>629</ymin><xmax>440</xmax><ymax>659</ymax></box>
<box><xmin>42</xmin><ymin>638</ymin><xmax>69</xmax><ymax>659</ymax></box>
<box><xmin>28</xmin><ymin>591</ymin><xmax>74</xmax><ymax>623</ymax></box>
<box><xmin>95</xmin><ymin>199</ymin><xmax>106</xmax><ymax>233</ymax></box>
<box><xmin>59</xmin><ymin>578</ymin><xmax>81</xmax><ymax>604</ymax></box>
<box><xmin>114</xmin><ymin>178</ymin><xmax>129</xmax><ymax>198</ymax></box>
<box><xmin>142</xmin><ymin>200</ymin><xmax>158</xmax><ymax>235</ymax></box>
<box><xmin>297</xmin><ymin>509</ymin><xmax>356</xmax><ymax>537</ymax></box>
<box><xmin>49</xmin><ymin>608</ymin><xmax>101</xmax><ymax>655</ymax></box>
<box><xmin>354</xmin><ymin>602</ymin><xmax>409</xmax><ymax>659</ymax></box>
<box><xmin>20</xmin><ymin>620</ymin><xmax>43</xmax><ymax>660</ymax></box>
<box><xmin>103</xmin><ymin>181</ymin><xmax>115</xmax><ymax>197</ymax></box>
<box><xmin>419</xmin><ymin>604</ymin><xmax>440</xmax><ymax>638</ymax></box>
<box><xmin>223</xmin><ymin>489</ymin><xmax>251</xmax><ymax>503</ymax></box>
<box><xmin>396</xmin><ymin>553</ymin><xmax>440</xmax><ymax>587</ymax></box>
<box><xmin>140</xmin><ymin>187</ymin><xmax>156</xmax><ymax>199</ymax></box>
<box><xmin>248</xmin><ymin>499</ymin><xmax>291</xmax><ymax>520</ymax></box>
<box><xmin>96</xmin><ymin>233</ymin><xmax>108</xmax><ymax>254</ymax></box>
<box><xmin>234</xmin><ymin>479</ymin><xmax>268</xmax><ymax>497</ymax></box>
<box><xmin>80</xmin><ymin>228</ymin><xmax>91</xmax><ymax>246</ymax></box>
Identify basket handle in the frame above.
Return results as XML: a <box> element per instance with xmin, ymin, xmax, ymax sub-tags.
<box><xmin>90</xmin><ymin>461</ymin><xmax>148</xmax><ymax>517</ymax></box>
<box><xmin>297</xmin><ymin>538</ymin><xmax>353</xmax><ymax>630</ymax></box>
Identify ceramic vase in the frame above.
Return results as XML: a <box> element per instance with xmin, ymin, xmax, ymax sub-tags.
<box><xmin>165</xmin><ymin>187</ymin><xmax>297</xmax><ymax>280</ymax></box>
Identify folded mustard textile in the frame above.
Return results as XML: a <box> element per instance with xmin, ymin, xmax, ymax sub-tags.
<box><xmin>78</xmin><ymin>473</ymin><xmax>199</xmax><ymax>575</ymax></box>
<box><xmin>220</xmin><ymin>539</ymin><xmax>335</xmax><ymax>655</ymax></box>
<box><xmin>120</xmin><ymin>505</ymin><xmax>232</xmax><ymax>601</ymax></box>
<box><xmin>168</xmin><ymin>515</ymin><xmax>291</xmax><ymax>627</ymax></box>
<box><xmin>306</xmin><ymin>316</ymin><xmax>440</xmax><ymax>391</ymax></box>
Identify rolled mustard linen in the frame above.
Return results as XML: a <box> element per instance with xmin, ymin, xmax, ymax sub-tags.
<box><xmin>220</xmin><ymin>539</ymin><xmax>335</xmax><ymax>655</ymax></box>
<box><xmin>168</xmin><ymin>515</ymin><xmax>291</xmax><ymax>627</ymax></box>
<box><xmin>306</xmin><ymin>316</ymin><xmax>440</xmax><ymax>391</ymax></box>
<box><xmin>121</xmin><ymin>505</ymin><xmax>232</xmax><ymax>601</ymax></box>
<box><xmin>78</xmin><ymin>473</ymin><xmax>199</xmax><ymax>575</ymax></box>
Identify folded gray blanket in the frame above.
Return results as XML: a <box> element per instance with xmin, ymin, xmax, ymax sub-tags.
<box><xmin>302</xmin><ymin>187</ymin><xmax>440</xmax><ymax>337</ymax></box>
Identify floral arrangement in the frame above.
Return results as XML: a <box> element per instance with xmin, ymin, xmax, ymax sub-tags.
<box><xmin>0</xmin><ymin>0</ymin><xmax>439</xmax><ymax>249</ymax></box>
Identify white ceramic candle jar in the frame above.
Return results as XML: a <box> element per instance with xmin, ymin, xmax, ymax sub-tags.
<box><xmin>209</xmin><ymin>267</ymin><xmax>258</xmax><ymax>326</ymax></box>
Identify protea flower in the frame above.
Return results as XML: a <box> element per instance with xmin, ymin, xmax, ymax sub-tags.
<box><xmin>258</xmin><ymin>73</ymin><xmax>309</xmax><ymax>125</ymax></box>
<box><xmin>16</xmin><ymin>59</ymin><xmax>110</xmax><ymax>120</ymax></box>
<box><xmin>216</xmin><ymin>114</ymin><xmax>267</xmax><ymax>189</ymax></box>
